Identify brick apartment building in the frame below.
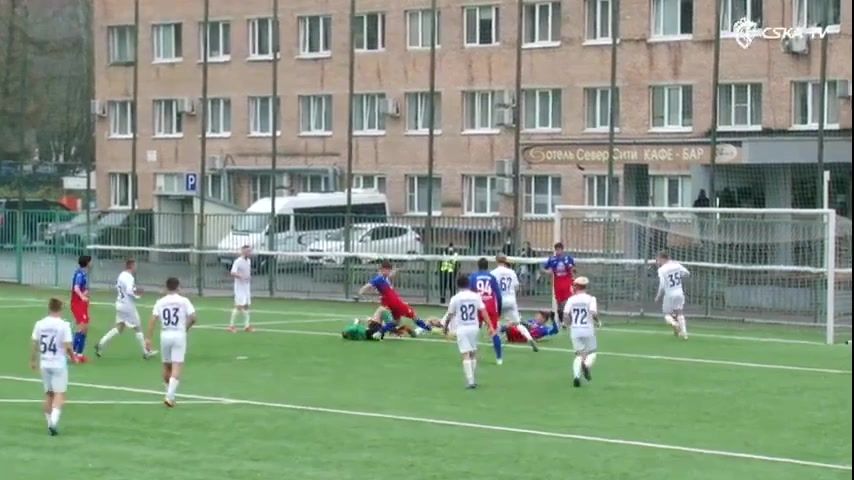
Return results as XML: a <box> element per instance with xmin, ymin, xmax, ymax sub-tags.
<box><xmin>93</xmin><ymin>0</ymin><xmax>852</xmax><ymax>223</ymax></box>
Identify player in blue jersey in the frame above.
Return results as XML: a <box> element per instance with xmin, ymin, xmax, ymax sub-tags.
<box><xmin>503</xmin><ymin>310</ymin><xmax>560</xmax><ymax>344</ymax></box>
<box><xmin>469</xmin><ymin>258</ymin><xmax>504</xmax><ymax>364</ymax></box>
<box><xmin>70</xmin><ymin>255</ymin><xmax>92</xmax><ymax>363</ymax></box>
<box><xmin>357</xmin><ymin>261</ymin><xmax>433</xmax><ymax>338</ymax></box>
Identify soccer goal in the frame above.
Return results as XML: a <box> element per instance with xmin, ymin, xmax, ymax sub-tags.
<box><xmin>554</xmin><ymin>206</ymin><xmax>852</xmax><ymax>344</ymax></box>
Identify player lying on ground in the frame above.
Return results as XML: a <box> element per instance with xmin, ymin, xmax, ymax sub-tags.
<box><xmin>95</xmin><ymin>258</ymin><xmax>158</xmax><ymax>359</ymax></box>
<box><xmin>654</xmin><ymin>251</ymin><xmax>690</xmax><ymax>340</ymax></box>
<box><xmin>357</xmin><ymin>260</ymin><xmax>433</xmax><ymax>338</ymax></box>
<box><xmin>563</xmin><ymin>277</ymin><xmax>601</xmax><ymax>388</ymax></box>
<box><xmin>30</xmin><ymin>298</ymin><xmax>75</xmax><ymax>436</ymax></box>
<box><xmin>502</xmin><ymin>310</ymin><xmax>560</xmax><ymax>346</ymax></box>
<box><xmin>341</xmin><ymin>310</ymin><xmax>416</xmax><ymax>340</ymax></box>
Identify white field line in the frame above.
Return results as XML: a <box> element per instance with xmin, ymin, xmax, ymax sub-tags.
<box><xmin>0</xmin><ymin>399</ymin><xmax>228</xmax><ymax>405</ymax></box>
<box><xmin>194</xmin><ymin>324</ymin><xmax>852</xmax><ymax>375</ymax></box>
<box><xmin>0</xmin><ymin>375</ymin><xmax>849</xmax><ymax>472</ymax></box>
<box><xmin>0</xmin><ymin>297</ymin><xmax>832</xmax><ymax>346</ymax></box>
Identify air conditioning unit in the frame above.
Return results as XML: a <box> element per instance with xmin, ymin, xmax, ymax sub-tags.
<box><xmin>209</xmin><ymin>154</ymin><xmax>223</xmax><ymax>170</ymax></box>
<box><xmin>495</xmin><ymin>159</ymin><xmax>514</xmax><ymax>177</ymax></box>
<box><xmin>781</xmin><ymin>36</ymin><xmax>809</xmax><ymax>55</ymax></box>
<box><xmin>382</xmin><ymin>98</ymin><xmax>400</xmax><ymax>117</ymax></box>
<box><xmin>495</xmin><ymin>91</ymin><xmax>516</xmax><ymax>128</ymax></box>
<box><xmin>90</xmin><ymin>100</ymin><xmax>107</xmax><ymax>117</ymax></box>
<box><xmin>495</xmin><ymin>177</ymin><xmax>514</xmax><ymax>197</ymax></box>
<box><xmin>836</xmin><ymin>79</ymin><xmax>852</xmax><ymax>99</ymax></box>
<box><xmin>179</xmin><ymin>98</ymin><xmax>196</xmax><ymax>115</ymax></box>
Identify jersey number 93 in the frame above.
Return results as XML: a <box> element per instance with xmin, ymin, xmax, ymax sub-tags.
<box><xmin>161</xmin><ymin>307</ymin><xmax>180</xmax><ymax>327</ymax></box>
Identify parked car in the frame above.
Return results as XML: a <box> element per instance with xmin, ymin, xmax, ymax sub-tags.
<box><xmin>305</xmin><ymin>223</ymin><xmax>423</xmax><ymax>265</ymax></box>
<box><xmin>43</xmin><ymin>211</ymin><xmax>103</xmax><ymax>244</ymax></box>
<box><xmin>59</xmin><ymin>210</ymin><xmax>154</xmax><ymax>253</ymax></box>
<box><xmin>0</xmin><ymin>199</ymin><xmax>73</xmax><ymax>245</ymax></box>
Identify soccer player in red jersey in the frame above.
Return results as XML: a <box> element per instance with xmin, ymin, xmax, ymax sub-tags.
<box><xmin>357</xmin><ymin>261</ymin><xmax>433</xmax><ymax>338</ymax></box>
<box><xmin>543</xmin><ymin>242</ymin><xmax>575</xmax><ymax>326</ymax></box>
<box><xmin>70</xmin><ymin>255</ymin><xmax>92</xmax><ymax>363</ymax></box>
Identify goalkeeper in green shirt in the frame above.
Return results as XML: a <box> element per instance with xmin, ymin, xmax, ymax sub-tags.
<box><xmin>342</xmin><ymin>307</ymin><xmax>416</xmax><ymax>340</ymax></box>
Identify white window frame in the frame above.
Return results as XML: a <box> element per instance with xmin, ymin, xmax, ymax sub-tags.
<box><xmin>522</xmin><ymin>2</ymin><xmax>561</xmax><ymax>48</ymax></box>
<box><xmin>152</xmin><ymin>99</ymin><xmax>183</xmax><ymax>138</ymax></box>
<box><xmin>204</xmin><ymin>97</ymin><xmax>231</xmax><ymax>138</ymax></box>
<box><xmin>108</xmin><ymin>25</ymin><xmax>135</xmax><ymax>64</ymax></box>
<box><xmin>206</xmin><ymin>172</ymin><xmax>235</xmax><ymax>203</ymax></box>
<box><xmin>352</xmin><ymin>93</ymin><xmax>387</xmax><ymax>135</ymax></box>
<box><xmin>585</xmin><ymin>0</ymin><xmax>616</xmax><ymax>43</ymax></box>
<box><xmin>108</xmin><ymin>100</ymin><xmax>134</xmax><ymax>139</ymax></box>
<box><xmin>717</xmin><ymin>83</ymin><xmax>762</xmax><ymax>131</ymax></box>
<box><xmin>352</xmin><ymin>174</ymin><xmax>387</xmax><ymax>193</ymax></box>
<box><xmin>354</xmin><ymin>12</ymin><xmax>386</xmax><ymax>52</ymax></box>
<box><xmin>248</xmin><ymin>17</ymin><xmax>279</xmax><ymax>60</ymax></box>
<box><xmin>248</xmin><ymin>96</ymin><xmax>281</xmax><ymax>137</ymax></box>
<box><xmin>794</xmin><ymin>0</ymin><xmax>841</xmax><ymax>31</ymax></box>
<box><xmin>464</xmin><ymin>5</ymin><xmax>500</xmax><ymax>47</ymax></box>
<box><xmin>250</xmin><ymin>174</ymin><xmax>287</xmax><ymax>202</ymax></box>
<box><xmin>650</xmin><ymin>0</ymin><xmax>693</xmax><ymax>40</ymax></box>
<box><xmin>405</xmin><ymin>92</ymin><xmax>442</xmax><ymax>134</ymax></box>
<box><xmin>649</xmin><ymin>175</ymin><xmax>692</xmax><ymax>208</ymax></box>
<box><xmin>720</xmin><ymin>0</ymin><xmax>763</xmax><ymax>34</ymax></box>
<box><xmin>298</xmin><ymin>94</ymin><xmax>333</xmax><ymax>136</ymax></box>
<box><xmin>584</xmin><ymin>87</ymin><xmax>620</xmax><ymax>132</ymax></box>
<box><xmin>406</xmin><ymin>175</ymin><xmax>442</xmax><ymax>215</ymax></box>
<box><xmin>791</xmin><ymin>81</ymin><xmax>840</xmax><ymax>130</ymax></box>
<box><xmin>300</xmin><ymin>175</ymin><xmax>329</xmax><ymax>193</ymax></box>
<box><xmin>298</xmin><ymin>15</ymin><xmax>332</xmax><ymax>58</ymax></box>
<box><xmin>152</xmin><ymin>22</ymin><xmax>182</xmax><ymax>63</ymax></box>
<box><xmin>463</xmin><ymin>175</ymin><xmax>500</xmax><ymax>216</ymax></box>
<box><xmin>584</xmin><ymin>175</ymin><xmax>619</xmax><ymax>207</ymax></box>
<box><xmin>406</xmin><ymin>9</ymin><xmax>441</xmax><ymax>49</ymax></box>
<box><xmin>109</xmin><ymin>173</ymin><xmax>136</xmax><ymax>209</ymax></box>
<box><xmin>462</xmin><ymin>90</ymin><xmax>500</xmax><ymax>133</ymax></box>
<box><xmin>523</xmin><ymin>175</ymin><xmax>561</xmax><ymax>217</ymax></box>
<box><xmin>199</xmin><ymin>20</ymin><xmax>230</xmax><ymax>62</ymax></box>
<box><xmin>522</xmin><ymin>88</ymin><xmax>562</xmax><ymax>132</ymax></box>
<box><xmin>650</xmin><ymin>85</ymin><xmax>693</xmax><ymax>132</ymax></box>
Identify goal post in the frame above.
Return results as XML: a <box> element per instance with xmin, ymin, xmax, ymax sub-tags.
<box><xmin>554</xmin><ymin>205</ymin><xmax>852</xmax><ymax>345</ymax></box>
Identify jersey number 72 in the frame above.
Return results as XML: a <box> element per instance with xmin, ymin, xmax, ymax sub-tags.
<box><xmin>161</xmin><ymin>307</ymin><xmax>180</xmax><ymax>327</ymax></box>
<box><xmin>570</xmin><ymin>307</ymin><xmax>588</xmax><ymax>326</ymax></box>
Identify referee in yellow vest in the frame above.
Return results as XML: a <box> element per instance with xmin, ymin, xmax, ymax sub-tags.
<box><xmin>438</xmin><ymin>243</ymin><xmax>460</xmax><ymax>304</ymax></box>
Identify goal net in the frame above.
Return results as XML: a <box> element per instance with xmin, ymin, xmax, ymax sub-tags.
<box><xmin>555</xmin><ymin>206</ymin><xmax>852</xmax><ymax>344</ymax></box>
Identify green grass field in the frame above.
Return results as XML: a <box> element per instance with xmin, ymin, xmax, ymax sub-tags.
<box><xmin>0</xmin><ymin>285</ymin><xmax>850</xmax><ymax>480</ymax></box>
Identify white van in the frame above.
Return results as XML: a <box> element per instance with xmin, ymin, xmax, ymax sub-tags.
<box><xmin>217</xmin><ymin>190</ymin><xmax>388</xmax><ymax>272</ymax></box>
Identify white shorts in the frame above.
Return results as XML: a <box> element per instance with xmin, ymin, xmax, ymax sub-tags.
<box><xmin>234</xmin><ymin>290</ymin><xmax>251</xmax><ymax>307</ymax></box>
<box><xmin>571</xmin><ymin>334</ymin><xmax>597</xmax><ymax>353</ymax></box>
<box><xmin>455</xmin><ymin>325</ymin><xmax>480</xmax><ymax>354</ymax></box>
<box><xmin>161</xmin><ymin>335</ymin><xmax>187</xmax><ymax>363</ymax></box>
<box><xmin>662</xmin><ymin>293</ymin><xmax>686</xmax><ymax>314</ymax></box>
<box><xmin>41</xmin><ymin>367</ymin><xmax>68</xmax><ymax>393</ymax></box>
<box><xmin>116</xmin><ymin>307</ymin><xmax>141</xmax><ymax>328</ymax></box>
<box><xmin>501</xmin><ymin>300</ymin><xmax>520</xmax><ymax>323</ymax></box>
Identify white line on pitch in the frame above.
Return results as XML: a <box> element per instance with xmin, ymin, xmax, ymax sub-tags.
<box><xmin>0</xmin><ymin>375</ymin><xmax>848</xmax><ymax>472</ymax></box>
<box><xmin>0</xmin><ymin>399</ymin><xmax>229</xmax><ymax>405</ymax></box>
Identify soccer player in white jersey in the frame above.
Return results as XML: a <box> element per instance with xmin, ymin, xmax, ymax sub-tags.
<box><xmin>146</xmin><ymin>277</ymin><xmax>197</xmax><ymax>407</ymax></box>
<box><xmin>95</xmin><ymin>259</ymin><xmax>157</xmax><ymax>359</ymax></box>
<box><xmin>229</xmin><ymin>245</ymin><xmax>253</xmax><ymax>333</ymax></box>
<box><xmin>563</xmin><ymin>277</ymin><xmax>600</xmax><ymax>388</ymax></box>
<box><xmin>30</xmin><ymin>298</ymin><xmax>74</xmax><ymax>436</ymax></box>
<box><xmin>654</xmin><ymin>252</ymin><xmax>690</xmax><ymax>339</ymax></box>
<box><xmin>442</xmin><ymin>274</ymin><xmax>489</xmax><ymax>389</ymax></box>
<box><xmin>491</xmin><ymin>254</ymin><xmax>538</xmax><ymax>352</ymax></box>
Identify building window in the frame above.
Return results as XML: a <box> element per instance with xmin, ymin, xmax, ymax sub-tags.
<box><xmin>206</xmin><ymin>173</ymin><xmax>235</xmax><ymax>203</ymax></box>
<box><xmin>354</xmin><ymin>13</ymin><xmax>385</xmax><ymax>51</ymax></box>
<box><xmin>792</xmin><ymin>81</ymin><xmax>840</xmax><ymax>129</ymax></box>
<box><xmin>586</xmin><ymin>0</ymin><xmax>616</xmax><ymax>41</ymax></box>
<box><xmin>794</xmin><ymin>0</ymin><xmax>841</xmax><ymax>28</ymax></box>
<box><xmin>153</xmin><ymin>99</ymin><xmax>183</xmax><ymax>137</ymax></box>
<box><xmin>353</xmin><ymin>93</ymin><xmax>387</xmax><ymax>134</ymax></box>
<box><xmin>650</xmin><ymin>175</ymin><xmax>691</xmax><ymax>207</ymax></box>
<box><xmin>406</xmin><ymin>176</ymin><xmax>442</xmax><ymax>214</ymax></box>
<box><xmin>463</xmin><ymin>176</ymin><xmax>499</xmax><ymax>215</ymax></box>
<box><xmin>464</xmin><ymin>5</ymin><xmax>499</xmax><ymax>46</ymax></box>
<box><xmin>152</xmin><ymin>23</ymin><xmax>182</xmax><ymax>62</ymax></box>
<box><xmin>406</xmin><ymin>9</ymin><xmax>440</xmax><ymax>49</ymax></box>
<box><xmin>248</xmin><ymin>17</ymin><xmax>279</xmax><ymax>59</ymax></box>
<box><xmin>523</xmin><ymin>2</ymin><xmax>561</xmax><ymax>46</ymax></box>
<box><xmin>585</xmin><ymin>87</ymin><xmax>620</xmax><ymax>130</ymax></box>
<box><xmin>250</xmin><ymin>174</ymin><xmax>286</xmax><ymax>202</ymax></box>
<box><xmin>462</xmin><ymin>90</ymin><xmax>501</xmax><ymax>132</ymax></box>
<box><xmin>199</xmin><ymin>20</ymin><xmax>230</xmax><ymax>61</ymax></box>
<box><xmin>405</xmin><ymin>92</ymin><xmax>441</xmax><ymax>133</ymax></box>
<box><xmin>204</xmin><ymin>98</ymin><xmax>231</xmax><ymax>137</ymax></box>
<box><xmin>651</xmin><ymin>85</ymin><xmax>692</xmax><ymax>130</ymax></box>
<box><xmin>109</xmin><ymin>173</ymin><xmax>136</xmax><ymax>208</ymax></box>
<box><xmin>299</xmin><ymin>95</ymin><xmax>332</xmax><ymax>135</ymax></box>
<box><xmin>248</xmin><ymin>96</ymin><xmax>281</xmax><ymax>136</ymax></box>
<box><xmin>720</xmin><ymin>0</ymin><xmax>763</xmax><ymax>32</ymax></box>
<box><xmin>301</xmin><ymin>175</ymin><xmax>329</xmax><ymax>193</ymax></box>
<box><xmin>524</xmin><ymin>175</ymin><xmax>561</xmax><ymax>216</ymax></box>
<box><xmin>108</xmin><ymin>25</ymin><xmax>135</xmax><ymax>64</ymax></box>
<box><xmin>108</xmin><ymin>100</ymin><xmax>134</xmax><ymax>138</ymax></box>
<box><xmin>651</xmin><ymin>0</ymin><xmax>693</xmax><ymax>38</ymax></box>
<box><xmin>353</xmin><ymin>174</ymin><xmax>387</xmax><ymax>193</ymax></box>
<box><xmin>718</xmin><ymin>83</ymin><xmax>761</xmax><ymax>130</ymax></box>
<box><xmin>522</xmin><ymin>88</ymin><xmax>562</xmax><ymax>131</ymax></box>
<box><xmin>585</xmin><ymin>175</ymin><xmax>619</xmax><ymax>207</ymax></box>
<box><xmin>298</xmin><ymin>15</ymin><xmax>332</xmax><ymax>57</ymax></box>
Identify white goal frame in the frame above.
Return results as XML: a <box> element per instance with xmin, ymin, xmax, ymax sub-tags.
<box><xmin>554</xmin><ymin>206</ymin><xmax>839</xmax><ymax>344</ymax></box>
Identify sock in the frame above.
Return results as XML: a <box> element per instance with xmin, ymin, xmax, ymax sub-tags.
<box><xmin>462</xmin><ymin>359</ymin><xmax>474</xmax><ymax>385</ymax></box>
<box><xmin>584</xmin><ymin>352</ymin><xmax>597</xmax><ymax>368</ymax></box>
<box><xmin>548</xmin><ymin>320</ymin><xmax>560</xmax><ymax>335</ymax></box>
<box><xmin>573</xmin><ymin>356</ymin><xmax>583</xmax><ymax>379</ymax></box>
<box><xmin>98</xmin><ymin>327</ymin><xmax>120</xmax><ymax>348</ymax></box>
<box><xmin>677</xmin><ymin>316</ymin><xmax>687</xmax><ymax>336</ymax></box>
<box><xmin>72</xmin><ymin>332</ymin><xmax>81</xmax><ymax>353</ymax></box>
<box><xmin>380</xmin><ymin>322</ymin><xmax>396</xmax><ymax>334</ymax></box>
<box><xmin>414</xmin><ymin>318</ymin><xmax>431</xmax><ymax>331</ymax></box>
<box><xmin>134</xmin><ymin>332</ymin><xmax>147</xmax><ymax>353</ymax></box>
<box><xmin>49</xmin><ymin>408</ymin><xmax>61</xmax><ymax>428</ymax></box>
<box><xmin>516</xmin><ymin>324</ymin><xmax>534</xmax><ymax>342</ymax></box>
<box><xmin>229</xmin><ymin>309</ymin><xmax>239</xmax><ymax>326</ymax></box>
<box><xmin>242</xmin><ymin>311</ymin><xmax>251</xmax><ymax>328</ymax></box>
<box><xmin>76</xmin><ymin>332</ymin><xmax>87</xmax><ymax>354</ymax></box>
<box><xmin>664</xmin><ymin>315</ymin><xmax>678</xmax><ymax>327</ymax></box>
<box><xmin>166</xmin><ymin>377</ymin><xmax>180</xmax><ymax>401</ymax></box>
<box><xmin>492</xmin><ymin>334</ymin><xmax>503</xmax><ymax>360</ymax></box>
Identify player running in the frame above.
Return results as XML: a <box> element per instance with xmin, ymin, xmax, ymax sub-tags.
<box><xmin>30</xmin><ymin>298</ymin><xmax>74</xmax><ymax>436</ymax></box>
<box><xmin>95</xmin><ymin>259</ymin><xmax>158</xmax><ymax>359</ymax></box>
<box><xmin>502</xmin><ymin>310</ymin><xmax>559</xmax><ymax>345</ymax></box>
<box><xmin>543</xmin><ymin>242</ymin><xmax>575</xmax><ymax>326</ymax></box>
<box><xmin>654</xmin><ymin>251</ymin><xmax>690</xmax><ymax>339</ymax></box>
<box><xmin>491</xmin><ymin>254</ymin><xmax>538</xmax><ymax>352</ymax></box>
<box><xmin>469</xmin><ymin>258</ymin><xmax>504</xmax><ymax>364</ymax></box>
<box><xmin>442</xmin><ymin>274</ymin><xmax>489</xmax><ymax>389</ymax></box>
<box><xmin>70</xmin><ymin>255</ymin><xmax>92</xmax><ymax>363</ymax></box>
<box><xmin>146</xmin><ymin>277</ymin><xmax>197</xmax><ymax>408</ymax></box>
<box><xmin>357</xmin><ymin>261</ymin><xmax>433</xmax><ymax>338</ymax></box>
<box><xmin>563</xmin><ymin>277</ymin><xmax>600</xmax><ymax>388</ymax></box>
<box><xmin>229</xmin><ymin>245</ymin><xmax>254</xmax><ymax>333</ymax></box>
